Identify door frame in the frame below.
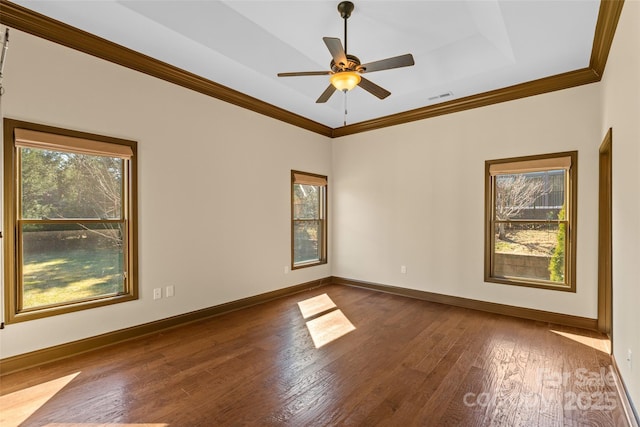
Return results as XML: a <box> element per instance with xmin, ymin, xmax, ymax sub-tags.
<box><xmin>598</xmin><ymin>128</ymin><xmax>613</xmax><ymax>344</ymax></box>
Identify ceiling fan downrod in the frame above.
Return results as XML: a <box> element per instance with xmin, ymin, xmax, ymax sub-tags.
<box><xmin>338</xmin><ymin>1</ymin><xmax>354</xmax><ymax>55</ymax></box>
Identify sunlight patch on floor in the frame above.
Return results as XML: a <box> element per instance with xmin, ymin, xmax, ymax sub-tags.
<box><xmin>0</xmin><ymin>372</ymin><xmax>80</xmax><ymax>426</ymax></box>
<box><xmin>297</xmin><ymin>293</ymin><xmax>337</xmax><ymax>319</ymax></box>
<box><xmin>297</xmin><ymin>293</ymin><xmax>356</xmax><ymax>348</ymax></box>
<box><xmin>551</xmin><ymin>329</ymin><xmax>611</xmax><ymax>353</ymax></box>
<box><xmin>305</xmin><ymin>309</ymin><xmax>356</xmax><ymax>348</ymax></box>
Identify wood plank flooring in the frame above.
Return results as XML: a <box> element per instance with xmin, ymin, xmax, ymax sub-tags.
<box><xmin>0</xmin><ymin>284</ymin><xmax>629</xmax><ymax>426</ymax></box>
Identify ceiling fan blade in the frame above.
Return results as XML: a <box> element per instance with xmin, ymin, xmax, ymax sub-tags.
<box><xmin>277</xmin><ymin>71</ymin><xmax>331</xmax><ymax>77</ymax></box>
<box><xmin>357</xmin><ymin>77</ymin><xmax>391</xmax><ymax>100</ymax></box>
<box><xmin>316</xmin><ymin>84</ymin><xmax>337</xmax><ymax>103</ymax></box>
<box><xmin>360</xmin><ymin>54</ymin><xmax>415</xmax><ymax>73</ymax></box>
<box><xmin>323</xmin><ymin>37</ymin><xmax>348</xmax><ymax>68</ymax></box>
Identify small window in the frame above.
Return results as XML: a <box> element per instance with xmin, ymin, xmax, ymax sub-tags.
<box><xmin>485</xmin><ymin>152</ymin><xmax>577</xmax><ymax>291</ymax></box>
<box><xmin>292</xmin><ymin>171</ymin><xmax>327</xmax><ymax>269</ymax></box>
<box><xmin>3</xmin><ymin>119</ymin><xmax>138</xmax><ymax>323</ymax></box>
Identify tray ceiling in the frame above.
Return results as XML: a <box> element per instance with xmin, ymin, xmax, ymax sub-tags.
<box><xmin>4</xmin><ymin>1</ymin><xmax>606</xmax><ymax>133</ymax></box>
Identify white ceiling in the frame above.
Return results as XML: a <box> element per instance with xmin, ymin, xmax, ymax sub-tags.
<box><xmin>13</xmin><ymin>0</ymin><xmax>601</xmax><ymax>128</ymax></box>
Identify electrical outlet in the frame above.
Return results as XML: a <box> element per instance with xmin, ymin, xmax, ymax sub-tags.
<box><xmin>627</xmin><ymin>349</ymin><xmax>633</xmax><ymax>369</ymax></box>
<box><xmin>166</xmin><ymin>285</ymin><xmax>174</xmax><ymax>298</ymax></box>
<box><xmin>284</xmin><ymin>265</ymin><xmax>289</xmax><ymax>274</ymax></box>
<box><xmin>153</xmin><ymin>288</ymin><xmax>162</xmax><ymax>300</ymax></box>
<box><xmin>401</xmin><ymin>265</ymin><xmax>407</xmax><ymax>274</ymax></box>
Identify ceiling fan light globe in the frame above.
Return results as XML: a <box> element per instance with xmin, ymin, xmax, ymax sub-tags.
<box><xmin>330</xmin><ymin>71</ymin><xmax>361</xmax><ymax>92</ymax></box>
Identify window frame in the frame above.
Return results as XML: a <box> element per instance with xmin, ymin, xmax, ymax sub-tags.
<box><xmin>291</xmin><ymin>170</ymin><xmax>328</xmax><ymax>270</ymax></box>
<box><xmin>3</xmin><ymin>119</ymin><xmax>138</xmax><ymax>323</ymax></box>
<box><xmin>484</xmin><ymin>151</ymin><xmax>577</xmax><ymax>292</ymax></box>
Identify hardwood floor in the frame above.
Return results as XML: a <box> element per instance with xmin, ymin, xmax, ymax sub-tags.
<box><xmin>0</xmin><ymin>284</ymin><xmax>628</xmax><ymax>426</ymax></box>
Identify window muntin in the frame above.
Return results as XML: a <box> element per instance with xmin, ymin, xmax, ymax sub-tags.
<box><xmin>3</xmin><ymin>119</ymin><xmax>138</xmax><ymax>323</ymax></box>
<box><xmin>485</xmin><ymin>152</ymin><xmax>577</xmax><ymax>291</ymax></box>
<box><xmin>292</xmin><ymin>171</ymin><xmax>327</xmax><ymax>268</ymax></box>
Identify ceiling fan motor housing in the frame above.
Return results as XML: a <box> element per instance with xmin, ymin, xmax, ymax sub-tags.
<box><xmin>331</xmin><ymin>54</ymin><xmax>363</xmax><ymax>73</ymax></box>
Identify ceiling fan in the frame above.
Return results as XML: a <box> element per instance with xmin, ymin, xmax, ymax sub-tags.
<box><xmin>277</xmin><ymin>1</ymin><xmax>415</xmax><ymax>103</ymax></box>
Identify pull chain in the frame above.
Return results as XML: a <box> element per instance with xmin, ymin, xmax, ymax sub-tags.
<box><xmin>343</xmin><ymin>11</ymin><xmax>348</xmax><ymax>127</ymax></box>
<box><xmin>343</xmin><ymin>90</ymin><xmax>348</xmax><ymax>126</ymax></box>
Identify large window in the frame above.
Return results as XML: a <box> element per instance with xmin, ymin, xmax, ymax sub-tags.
<box><xmin>292</xmin><ymin>171</ymin><xmax>327</xmax><ymax>269</ymax></box>
<box><xmin>3</xmin><ymin>119</ymin><xmax>138</xmax><ymax>323</ymax></box>
<box><xmin>485</xmin><ymin>152</ymin><xmax>577</xmax><ymax>291</ymax></box>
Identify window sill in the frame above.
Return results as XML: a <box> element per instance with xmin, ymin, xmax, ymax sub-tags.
<box><xmin>7</xmin><ymin>293</ymin><xmax>138</xmax><ymax>324</ymax></box>
<box><xmin>485</xmin><ymin>276</ymin><xmax>575</xmax><ymax>293</ymax></box>
<box><xmin>292</xmin><ymin>260</ymin><xmax>327</xmax><ymax>270</ymax></box>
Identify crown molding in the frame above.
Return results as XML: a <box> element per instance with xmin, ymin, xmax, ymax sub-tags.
<box><xmin>0</xmin><ymin>0</ymin><xmax>624</xmax><ymax>139</ymax></box>
<box><xmin>0</xmin><ymin>0</ymin><xmax>333</xmax><ymax>138</ymax></box>
<box><xmin>590</xmin><ymin>0</ymin><xmax>626</xmax><ymax>78</ymax></box>
<box><xmin>332</xmin><ymin>67</ymin><xmax>601</xmax><ymax>138</ymax></box>
<box><xmin>333</xmin><ymin>0</ymin><xmax>625</xmax><ymax>138</ymax></box>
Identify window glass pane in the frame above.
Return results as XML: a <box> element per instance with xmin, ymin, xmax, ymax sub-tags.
<box><xmin>293</xmin><ymin>184</ymin><xmax>320</xmax><ymax>220</ymax></box>
<box><xmin>21</xmin><ymin>222</ymin><xmax>125</xmax><ymax>309</ymax></box>
<box><xmin>495</xmin><ymin>170</ymin><xmax>565</xmax><ymax>221</ymax></box>
<box><xmin>20</xmin><ymin>148</ymin><xmax>123</xmax><ymax>220</ymax></box>
<box><xmin>294</xmin><ymin>220</ymin><xmax>321</xmax><ymax>264</ymax></box>
<box><xmin>493</xmin><ymin>222</ymin><xmax>565</xmax><ymax>283</ymax></box>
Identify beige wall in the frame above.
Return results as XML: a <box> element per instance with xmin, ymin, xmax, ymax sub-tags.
<box><xmin>0</xmin><ymin>29</ymin><xmax>331</xmax><ymax>358</ymax></box>
<box><xmin>332</xmin><ymin>83</ymin><xmax>601</xmax><ymax>317</ymax></box>
<box><xmin>1</xmin><ymin>7</ymin><xmax>638</xmax><ymax>415</ymax></box>
<box><xmin>601</xmin><ymin>0</ymin><xmax>640</xmax><ymax>412</ymax></box>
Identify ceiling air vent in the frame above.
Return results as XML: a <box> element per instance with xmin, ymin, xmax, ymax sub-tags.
<box><xmin>428</xmin><ymin>91</ymin><xmax>453</xmax><ymax>101</ymax></box>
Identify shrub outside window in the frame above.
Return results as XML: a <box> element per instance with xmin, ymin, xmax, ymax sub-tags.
<box><xmin>292</xmin><ymin>171</ymin><xmax>327</xmax><ymax>269</ymax></box>
<box><xmin>485</xmin><ymin>152</ymin><xmax>577</xmax><ymax>291</ymax></box>
<box><xmin>3</xmin><ymin>119</ymin><xmax>138</xmax><ymax>323</ymax></box>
